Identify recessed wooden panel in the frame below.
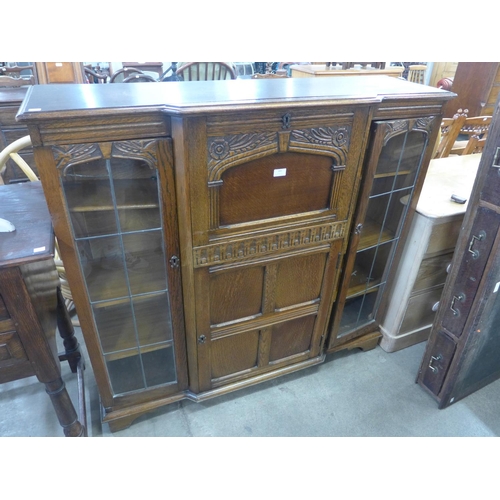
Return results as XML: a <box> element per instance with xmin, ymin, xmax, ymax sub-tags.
<box><xmin>275</xmin><ymin>253</ymin><xmax>327</xmax><ymax>309</ymax></box>
<box><xmin>209</xmin><ymin>266</ymin><xmax>264</xmax><ymax>325</ymax></box>
<box><xmin>0</xmin><ymin>294</ymin><xmax>9</xmax><ymax>321</ymax></box>
<box><xmin>219</xmin><ymin>152</ymin><xmax>334</xmax><ymax>225</ymax></box>
<box><xmin>0</xmin><ymin>331</ymin><xmax>28</xmax><ymax>367</ymax></box>
<box><xmin>269</xmin><ymin>316</ymin><xmax>316</xmax><ymax>362</ymax></box>
<box><xmin>211</xmin><ymin>331</ymin><xmax>259</xmax><ymax>379</ymax></box>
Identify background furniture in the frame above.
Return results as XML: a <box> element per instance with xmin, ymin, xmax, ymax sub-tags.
<box><xmin>450</xmin><ymin>115</ymin><xmax>492</xmax><ymax>155</ymax></box>
<box><xmin>433</xmin><ymin>108</ymin><xmax>468</xmax><ymax>159</ymax></box>
<box><xmin>17</xmin><ymin>77</ymin><xmax>453</xmax><ymax>431</ymax></box>
<box><xmin>417</xmin><ymin>95</ymin><xmax>500</xmax><ymax>407</ymax></box>
<box><xmin>0</xmin><ymin>181</ymin><xmax>85</xmax><ymax>436</ymax></box>
<box><xmin>290</xmin><ymin>64</ymin><xmax>404</xmax><ymax>78</ymax></box>
<box><xmin>176</xmin><ymin>62</ymin><xmax>236</xmax><ymax>81</ymax></box>
<box><xmin>379</xmin><ymin>153</ymin><xmax>481</xmax><ymax>352</ymax></box>
<box><xmin>0</xmin><ymin>87</ymin><xmax>37</xmax><ymax>184</ymax></box>
<box><xmin>35</xmin><ymin>62</ymin><xmax>85</xmax><ymax>84</ymax></box>
<box><xmin>407</xmin><ymin>64</ymin><xmax>427</xmax><ymax>84</ymax></box>
<box><xmin>442</xmin><ymin>62</ymin><xmax>500</xmax><ymax>118</ymax></box>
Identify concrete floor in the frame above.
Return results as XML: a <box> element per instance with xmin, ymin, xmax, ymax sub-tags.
<box><xmin>1</xmin><ymin>327</ymin><xmax>500</xmax><ymax>437</ymax></box>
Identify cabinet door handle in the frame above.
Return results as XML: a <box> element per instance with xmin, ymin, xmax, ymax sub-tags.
<box><xmin>468</xmin><ymin>230</ymin><xmax>486</xmax><ymax>259</ymax></box>
<box><xmin>428</xmin><ymin>354</ymin><xmax>442</xmax><ymax>373</ymax></box>
<box><xmin>450</xmin><ymin>292</ymin><xmax>465</xmax><ymax>316</ymax></box>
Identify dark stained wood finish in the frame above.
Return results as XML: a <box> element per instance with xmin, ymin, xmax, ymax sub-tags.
<box><xmin>16</xmin><ymin>78</ymin><xmax>454</xmax><ymax>430</ymax></box>
<box><xmin>0</xmin><ymin>182</ymin><xmax>84</xmax><ymax>436</ymax></box>
<box><xmin>418</xmin><ymin>95</ymin><xmax>500</xmax><ymax>407</ymax></box>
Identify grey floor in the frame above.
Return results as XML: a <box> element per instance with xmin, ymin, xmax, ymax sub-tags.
<box><xmin>1</xmin><ymin>326</ymin><xmax>500</xmax><ymax>437</ymax></box>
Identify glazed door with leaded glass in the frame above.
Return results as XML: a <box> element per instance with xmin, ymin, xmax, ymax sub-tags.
<box><xmin>49</xmin><ymin>138</ymin><xmax>188</xmax><ymax>406</ymax></box>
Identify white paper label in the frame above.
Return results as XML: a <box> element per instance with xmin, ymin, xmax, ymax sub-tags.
<box><xmin>273</xmin><ymin>168</ymin><xmax>287</xmax><ymax>177</ymax></box>
<box><xmin>55</xmin><ymin>62</ymin><xmax>63</xmax><ymax>67</ymax></box>
<box><xmin>33</xmin><ymin>246</ymin><xmax>46</xmax><ymax>253</ymax></box>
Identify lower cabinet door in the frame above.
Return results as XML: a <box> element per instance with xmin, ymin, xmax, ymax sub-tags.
<box><xmin>194</xmin><ymin>240</ymin><xmax>343</xmax><ymax>391</ymax></box>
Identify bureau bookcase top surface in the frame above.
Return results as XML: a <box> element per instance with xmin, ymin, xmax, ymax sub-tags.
<box><xmin>16</xmin><ymin>77</ymin><xmax>454</xmax><ymax>431</ymax></box>
<box><xmin>17</xmin><ymin>76</ymin><xmax>450</xmax><ymax>119</ymax></box>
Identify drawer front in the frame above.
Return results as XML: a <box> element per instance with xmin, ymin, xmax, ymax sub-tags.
<box><xmin>426</xmin><ymin>218</ymin><xmax>463</xmax><ymax>255</ymax></box>
<box><xmin>413</xmin><ymin>252</ymin><xmax>453</xmax><ymax>292</ymax></box>
<box><xmin>400</xmin><ymin>287</ymin><xmax>444</xmax><ymax>333</ymax></box>
<box><xmin>441</xmin><ymin>206</ymin><xmax>500</xmax><ymax>336</ymax></box>
<box><xmin>420</xmin><ymin>330</ymin><xmax>456</xmax><ymax>396</ymax></box>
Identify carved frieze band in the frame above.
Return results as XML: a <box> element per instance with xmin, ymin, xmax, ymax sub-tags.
<box><xmin>383</xmin><ymin>116</ymin><xmax>435</xmax><ymax>145</ymax></box>
<box><xmin>53</xmin><ymin>140</ymin><xmax>158</xmax><ymax>172</ymax></box>
<box><xmin>193</xmin><ymin>221</ymin><xmax>347</xmax><ymax>268</ymax></box>
<box><xmin>207</xmin><ymin>125</ymin><xmax>351</xmax><ymax>182</ymax></box>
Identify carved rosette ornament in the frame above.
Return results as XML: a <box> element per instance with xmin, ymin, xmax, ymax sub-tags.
<box><xmin>208</xmin><ymin>132</ymin><xmax>277</xmax><ymax>182</ymax></box>
<box><xmin>289</xmin><ymin>126</ymin><xmax>350</xmax><ymax>165</ymax></box>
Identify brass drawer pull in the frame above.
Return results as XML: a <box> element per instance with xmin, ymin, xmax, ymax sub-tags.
<box><xmin>450</xmin><ymin>292</ymin><xmax>465</xmax><ymax>316</ymax></box>
<box><xmin>428</xmin><ymin>354</ymin><xmax>442</xmax><ymax>373</ymax></box>
<box><xmin>468</xmin><ymin>230</ymin><xmax>486</xmax><ymax>259</ymax></box>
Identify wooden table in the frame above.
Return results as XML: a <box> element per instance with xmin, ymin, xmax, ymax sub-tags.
<box><xmin>290</xmin><ymin>64</ymin><xmax>405</xmax><ymax>78</ymax></box>
<box><xmin>379</xmin><ymin>153</ymin><xmax>482</xmax><ymax>352</ymax></box>
<box><xmin>0</xmin><ymin>181</ymin><xmax>86</xmax><ymax>436</ymax></box>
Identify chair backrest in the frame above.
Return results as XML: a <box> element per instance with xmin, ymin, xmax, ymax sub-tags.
<box><xmin>408</xmin><ymin>64</ymin><xmax>427</xmax><ymax>84</ymax></box>
<box><xmin>251</xmin><ymin>70</ymin><xmax>288</xmax><ymax>79</ymax></box>
<box><xmin>0</xmin><ymin>74</ymin><xmax>35</xmax><ymax>87</ymax></box>
<box><xmin>459</xmin><ymin>115</ymin><xmax>492</xmax><ymax>138</ymax></box>
<box><xmin>122</xmin><ymin>73</ymin><xmax>157</xmax><ymax>83</ymax></box>
<box><xmin>176</xmin><ymin>62</ymin><xmax>237</xmax><ymax>81</ymax></box>
<box><xmin>434</xmin><ymin>108</ymin><xmax>468</xmax><ymax>159</ymax></box>
<box><xmin>462</xmin><ymin>136</ymin><xmax>487</xmax><ymax>155</ymax></box>
<box><xmin>110</xmin><ymin>67</ymin><xmax>148</xmax><ymax>83</ymax></box>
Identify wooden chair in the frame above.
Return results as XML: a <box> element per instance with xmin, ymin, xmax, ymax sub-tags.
<box><xmin>462</xmin><ymin>136</ymin><xmax>487</xmax><ymax>155</ymax></box>
<box><xmin>176</xmin><ymin>62</ymin><xmax>236</xmax><ymax>81</ymax></box>
<box><xmin>84</xmin><ymin>65</ymin><xmax>109</xmax><ymax>84</ymax></box>
<box><xmin>122</xmin><ymin>62</ymin><xmax>163</xmax><ymax>79</ymax></box>
<box><xmin>0</xmin><ymin>74</ymin><xmax>35</xmax><ymax>87</ymax></box>
<box><xmin>434</xmin><ymin>109</ymin><xmax>468</xmax><ymax>159</ymax></box>
<box><xmin>110</xmin><ymin>67</ymin><xmax>148</xmax><ymax>83</ymax></box>
<box><xmin>408</xmin><ymin>64</ymin><xmax>427</xmax><ymax>84</ymax></box>
<box><xmin>252</xmin><ymin>70</ymin><xmax>288</xmax><ymax>79</ymax></box>
<box><xmin>450</xmin><ymin>115</ymin><xmax>492</xmax><ymax>155</ymax></box>
<box><xmin>0</xmin><ymin>135</ymin><xmax>78</xmax><ymax>326</ymax></box>
<box><xmin>123</xmin><ymin>73</ymin><xmax>157</xmax><ymax>83</ymax></box>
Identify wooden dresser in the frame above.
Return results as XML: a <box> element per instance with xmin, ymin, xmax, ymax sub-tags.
<box><xmin>0</xmin><ymin>181</ymin><xmax>84</xmax><ymax>436</ymax></box>
<box><xmin>17</xmin><ymin>77</ymin><xmax>453</xmax><ymax>430</ymax></box>
<box><xmin>379</xmin><ymin>153</ymin><xmax>481</xmax><ymax>352</ymax></box>
<box><xmin>290</xmin><ymin>64</ymin><xmax>405</xmax><ymax>79</ymax></box>
<box><xmin>418</xmin><ymin>96</ymin><xmax>500</xmax><ymax>407</ymax></box>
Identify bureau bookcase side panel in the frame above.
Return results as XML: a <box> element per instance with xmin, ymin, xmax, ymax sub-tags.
<box><xmin>34</xmin><ymin>139</ymin><xmax>188</xmax><ymax>410</ymax></box>
<box><xmin>328</xmin><ymin>115</ymin><xmax>440</xmax><ymax>351</ymax></box>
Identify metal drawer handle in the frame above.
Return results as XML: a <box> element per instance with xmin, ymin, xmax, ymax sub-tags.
<box><xmin>450</xmin><ymin>292</ymin><xmax>465</xmax><ymax>316</ymax></box>
<box><xmin>429</xmin><ymin>354</ymin><xmax>442</xmax><ymax>373</ymax></box>
<box><xmin>468</xmin><ymin>230</ymin><xmax>486</xmax><ymax>259</ymax></box>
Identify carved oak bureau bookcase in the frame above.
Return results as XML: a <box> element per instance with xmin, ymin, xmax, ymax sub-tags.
<box><xmin>17</xmin><ymin>77</ymin><xmax>453</xmax><ymax>430</ymax></box>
